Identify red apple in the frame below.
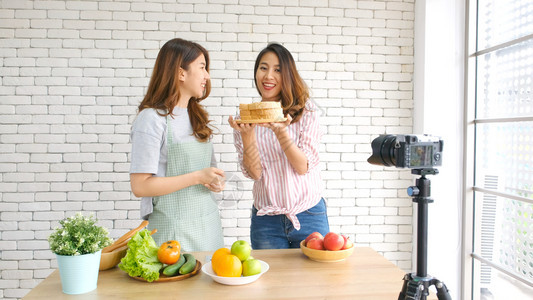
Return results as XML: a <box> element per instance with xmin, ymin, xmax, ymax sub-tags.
<box><xmin>304</xmin><ymin>232</ymin><xmax>324</xmax><ymax>245</ymax></box>
<box><xmin>341</xmin><ymin>235</ymin><xmax>354</xmax><ymax>250</ymax></box>
<box><xmin>323</xmin><ymin>232</ymin><xmax>345</xmax><ymax>251</ymax></box>
<box><xmin>306</xmin><ymin>237</ymin><xmax>325</xmax><ymax>250</ymax></box>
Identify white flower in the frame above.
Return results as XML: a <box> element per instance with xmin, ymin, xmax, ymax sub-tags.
<box><xmin>48</xmin><ymin>212</ymin><xmax>112</xmax><ymax>256</ymax></box>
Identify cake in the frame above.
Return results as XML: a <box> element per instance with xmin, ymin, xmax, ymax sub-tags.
<box><xmin>238</xmin><ymin>101</ymin><xmax>285</xmax><ymax>122</ymax></box>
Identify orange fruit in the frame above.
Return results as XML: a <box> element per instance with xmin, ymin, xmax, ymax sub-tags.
<box><xmin>211</xmin><ymin>248</ymin><xmax>242</xmax><ymax>277</ymax></box>
<box><xmin>211</xmin><ymin>247</ymin><xmax>231</xmax><ymax>274</ymax></box>
<box><xmin>212</xmin><ymin>247</ymin><xmax>231</xmax><ymax>261</ymax></box>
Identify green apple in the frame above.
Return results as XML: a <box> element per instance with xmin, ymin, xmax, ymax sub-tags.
<box><xmin>242</xmin><ymin>258</ymin><xmax>261</xmax><ymax>276</ymax></box>
<box><xmin>231</xmin><ymin>240</ymin><xmax>252</xmax><ymax>262</ymax></box>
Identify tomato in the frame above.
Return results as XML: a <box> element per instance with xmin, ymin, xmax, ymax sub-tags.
<box><xmin>157</xmin><ymin>240</ymin><xmax>181</xmax><ymax>265</ymax></box>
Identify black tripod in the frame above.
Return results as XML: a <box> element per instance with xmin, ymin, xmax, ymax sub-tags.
<box><xmin>398</xmin><ymin>168</ymin><xmax>452</xmax><ymax>300</ymax></box>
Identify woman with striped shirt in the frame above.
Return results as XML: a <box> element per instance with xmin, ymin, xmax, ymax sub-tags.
<box><xmin>228</xmin><ymin>43</ymin><xmax>330</xmax><ymax>249</ymax></box>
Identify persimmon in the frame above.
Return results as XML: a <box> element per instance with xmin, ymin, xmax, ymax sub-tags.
<box><xmin>157</xmin><ymin>240</ymin><xmax>181</xmax><ymax>265</ymax></box>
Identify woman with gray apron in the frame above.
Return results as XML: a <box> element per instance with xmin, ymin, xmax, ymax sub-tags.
<box><xmin>129</xmin><ymin>38</ymin><xmax>224</xmax><ymax>252</ymax></box>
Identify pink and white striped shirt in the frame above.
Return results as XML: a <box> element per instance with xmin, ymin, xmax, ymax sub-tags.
<box><xmin>233</xmin><ymin>100</ymin><xmax>323</xmax><ymax>230</ymax></box>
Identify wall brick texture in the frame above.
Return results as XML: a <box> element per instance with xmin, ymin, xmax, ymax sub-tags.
<box><xmin>0</xmin><ymin>0</ymin><xmax>415</xmax><ymax>298</ymax></box>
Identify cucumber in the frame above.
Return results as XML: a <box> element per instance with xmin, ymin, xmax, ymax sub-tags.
<box><xmin>162</xmin><ymin>254</ymin><xmax>186</xmax><ymax>276</ymax></box>
<box><xmin>178</xmin><ymin>253</ymin><xmax>197</xmax><ymax>275</ymax></box>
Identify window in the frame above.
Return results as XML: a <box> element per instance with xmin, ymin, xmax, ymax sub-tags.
<box><xmin>465</xmin><ymin>0</ymin><xmax>533</xmax><ymax>299</ymax></box>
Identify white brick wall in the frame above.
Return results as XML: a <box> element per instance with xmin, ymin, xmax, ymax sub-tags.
<box><xmin>0</xmin><ymin>0</ymin><xmax>415</xmax><ymax>298</ymax></box>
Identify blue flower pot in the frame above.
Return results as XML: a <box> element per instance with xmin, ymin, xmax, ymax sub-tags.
<box><xmin>56</xmin><ymin>250</ymin><xmax>101</xmax><ymax>294</ymax></box>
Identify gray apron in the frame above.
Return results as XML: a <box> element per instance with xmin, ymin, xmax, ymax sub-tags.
<box><xmin>148</xmin><ymin>117</ymin><xmax>224</xmax><ymax>252</ymax></box>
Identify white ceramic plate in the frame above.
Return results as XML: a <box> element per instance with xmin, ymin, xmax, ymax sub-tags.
<box><xmin>201</xmin><ymin>260</ymin><xmax>269</xmax><ymax>285</ymax></box>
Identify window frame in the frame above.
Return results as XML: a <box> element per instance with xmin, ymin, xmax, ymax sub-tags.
<box><xmin>463</xmin><ymin>0</ymin><xmax>533</xmax><ymax>299</ymax></box>
<box><xmin>462</xmin><ymin>1</ymin><xmax>477</xmax><ymax>298</ymax></box>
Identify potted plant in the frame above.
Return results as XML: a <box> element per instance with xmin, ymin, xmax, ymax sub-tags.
<box><xmin>48</xmin><ymin>212</ymin><xmax>113</xmax><ymax>294</ymax></box>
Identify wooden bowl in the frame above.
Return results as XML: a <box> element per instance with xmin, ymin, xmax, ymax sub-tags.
<box><xmin>99</xmin><ymin>245</ymin><xmax>128</xmax><ymax>271</ymax></box>
<box><xmin>300</xmin><ymin>240</ymin><xmax>354</xmax><ymax>262</ymax></box>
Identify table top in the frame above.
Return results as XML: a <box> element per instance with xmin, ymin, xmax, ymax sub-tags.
<box><xmin>24</xmin><ymin>247</ymin><xmax>414</xmax><ymax>299</ymax></box>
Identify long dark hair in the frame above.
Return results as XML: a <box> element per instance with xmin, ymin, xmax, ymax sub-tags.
<box><xmin>253</xmin><ymin>43</ymin><xmax>310</xmax><ymax>123</ymax></box>
<box><xmin>138</xmin><ymin>38</ymin><xmax>212</xmax><ymax>142</ymax></box>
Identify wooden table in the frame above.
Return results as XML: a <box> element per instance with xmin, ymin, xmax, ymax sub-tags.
<box><xmin>24</xmin><ymin>247</ymin><xmax>418</xmax><ymax>299</ymax></box>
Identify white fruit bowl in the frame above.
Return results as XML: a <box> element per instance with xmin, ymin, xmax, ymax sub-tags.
<box><xmin>201</xmin><ymin>260</ymin><xmax>269</xmax><ymax>285</ymax></box>
<box><xmin>300</xmin><ymin>240</ymin><xmax>354</xmax><ymax>262</ymax></box>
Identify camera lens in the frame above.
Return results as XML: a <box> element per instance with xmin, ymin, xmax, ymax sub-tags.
<box><xmin>367</xmin><ymin>135</ymin><xmax>397</xmax><ymax>167</ymax></box>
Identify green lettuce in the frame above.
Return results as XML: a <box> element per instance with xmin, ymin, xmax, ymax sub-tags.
<box><xmin>118</xmin><ymin>229</ymin><xmax>162</xmax><ymax>282</ymax></box>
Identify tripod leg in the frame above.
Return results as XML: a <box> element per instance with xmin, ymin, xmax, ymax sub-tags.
<box><xmin>398</xmin><ymin>273</ymin><xmax>427</xmax><ymax>300</ymax></box>
<box><xmin>398</xmin><ymin>274</ymin><xmax>409</xmax><ymax>300</ymax></box>
<box><xmin>431</xmin><ymin>279</ymin><xmax>452</xmax><ymax>300</ymax></box>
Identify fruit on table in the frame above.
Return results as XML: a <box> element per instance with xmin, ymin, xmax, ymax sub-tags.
<box><xmin>242</xmin><ymin>258</ymin><xmax>262</xmax><ymax>276</ymax></box>
<box><xmin>211</xmin><ymin>247</ymin><xmax>231</xmax><ymax>275</ymax></box>
<box><xmin>158</xmin><ymin>240</ymin><xmax>181</xmax><ymax>265</ymax></box>
<box><xmin>212</xmin><ymin>249</ymin><xmax>242</xmax><ymax>277</ymax></box>
<box><xmin>304</xmin><ymin>232</ymin><xmax>324</xmax><ymax>245</ymax></box>
<box><xmin>323</xmin><ymin>232</ymin><xmax>345</xmax><ymax>251</ymax></box>
<box><xmin>303</xmin><ymin>231</ymin><xmax>354</xmax><ymax>251</ymax></box>
<box><xmin>211</xmin><ymin>241</ymin><xmax>261</xmax><ymax>277</ymax></box>
<box><xmin>231</xmin><ymin>240</ymin><xmax>252</xmax><ymax>262</ymax></box>
<box><xmin>306</xmin><ymin>237</ymin><xmax>325</xmax><ymax>250</ymax></box>
<box><xmin>162</xmin><ymin>254</ymin><xmax>186</xmax><ymax>276</ymax></box>
<box><xmin>341</xmin><ymin>235</ymin><xmax>354</xmax><ymax>250</ymax></box>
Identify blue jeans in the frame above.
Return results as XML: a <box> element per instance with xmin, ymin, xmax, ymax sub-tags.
<box><xmin>250</xmin><ymin>198</ymin><xmax>330</xmax><ymax>249</ymax></box>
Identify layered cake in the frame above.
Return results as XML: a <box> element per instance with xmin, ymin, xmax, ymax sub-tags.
<box><xmin>238</xmin><ymin>101</ymin><xmax>285</xmax><ymax>123</ymax></box>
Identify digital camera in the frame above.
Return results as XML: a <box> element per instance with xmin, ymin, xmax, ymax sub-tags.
<box><xmin>367</xmin><ymin>134</ymin><xmax>443</xmax><ymax>169</ymax></box>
